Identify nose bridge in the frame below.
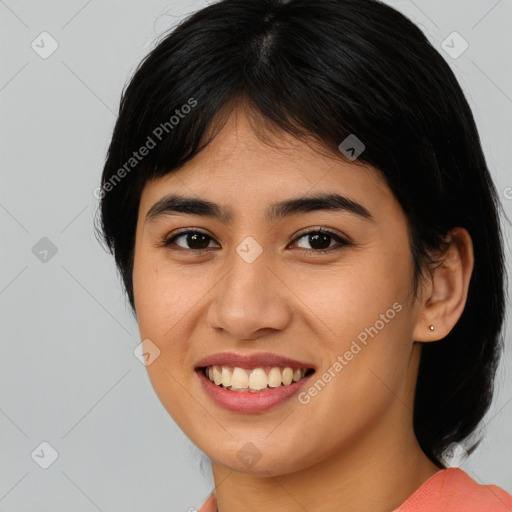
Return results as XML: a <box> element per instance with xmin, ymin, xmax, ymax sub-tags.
<box><xmin>208</xmin><ymin>235</ymin><xmax>291</xmax><ymax>338</ymax></box>
<box><xmin>222</xmin><ymin>236</ymin><xmax>271</xmax><ymax>312</ymax></box>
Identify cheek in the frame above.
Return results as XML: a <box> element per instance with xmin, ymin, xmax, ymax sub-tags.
<box><xmin>304</xmin><ymin>252</ymin><xmax>414</xmax><ymax>395</ymax></box>
<box><xmin>310</xmin><ymin>252</ymin><xmax>411</xmax><ymax>341</ymax></box>
<box><xmin>132</xmin><ymin>249</ymin><xmax>209</xmax><ymax>389</ymax></box>
<box><xmin>132</xmin><ymin>251</ymin><xmax>198</xmax><ymax>425</ymax></box>
<box><xmin>133</xmin><ymin>248</ymin><xmax>194</xmax><ymax>337</ymax></box>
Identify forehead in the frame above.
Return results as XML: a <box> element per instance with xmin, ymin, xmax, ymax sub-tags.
<box><xmin>138</xmin><ymin>107</ymin><xmax>395</xmax><ymax>221</ymax></box>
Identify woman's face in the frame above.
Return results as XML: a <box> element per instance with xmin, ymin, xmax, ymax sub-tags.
<box><xmin>132</xmin><ymin>108</ymin><xmax>426</xmax><ymax>476</ymax></box>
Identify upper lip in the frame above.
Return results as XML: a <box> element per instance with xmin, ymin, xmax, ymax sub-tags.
<box><xmin>195</xmin><ymin>352</ymin><xmax>316</xmax><ymax>370</ymax></box>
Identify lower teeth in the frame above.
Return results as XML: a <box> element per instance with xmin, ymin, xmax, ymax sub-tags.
<box><xmin>223</xmin><ymin>386</ymin><xmax>275</xmax><ymax>392</ymax></box>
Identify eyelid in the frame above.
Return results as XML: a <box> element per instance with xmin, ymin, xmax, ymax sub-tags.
<box><xmin>160</xmin><ymin>226</ymin><xmax>351</xmax><ymax>252</ymax></box>
<box><xmin>158</xmin><ymin>227</ymin><xmax>215</xmax><ymax>248</ymax></box>
<box><xmin>291</xmin><ymin>225</ymin><xmax>350</xmax><ymax>243</ymax></box>
<box><xmin>288</xmin><ymin>227</ymin><xmax>351</xmax><ymax>253</ymax></box>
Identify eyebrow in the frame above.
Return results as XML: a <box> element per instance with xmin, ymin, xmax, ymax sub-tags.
<box><xmin>144</xmin><ymin>192</ymin><xmax>374</xmax><ymax>225</ymax></box>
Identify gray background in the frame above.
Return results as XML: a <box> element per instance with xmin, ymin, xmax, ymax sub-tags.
<box><xmin>1</xmin><ymin>0</ymin><xmax>511</xmax><ymax>510</ymax></box>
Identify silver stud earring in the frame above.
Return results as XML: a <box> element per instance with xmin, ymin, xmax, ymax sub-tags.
<box><xmin>429</xmin><ymin>325</ymin><xmax>435</xmax><ymax>331</ymax></box>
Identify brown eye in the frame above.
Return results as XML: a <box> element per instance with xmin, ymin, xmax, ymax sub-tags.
<box><xmin>162</xmin><ymin>229</ymin><xmax>218</xmax><ymax>251</ymax></box>
<box><xmin>160</xmin><ymin>227</ymin><xmax>350</xmax><ymax>255</ymax></box>
<box><xmin>290</xmin><ymin>228</ymin><xmax>350</xmax><ymax>255</ymax></box>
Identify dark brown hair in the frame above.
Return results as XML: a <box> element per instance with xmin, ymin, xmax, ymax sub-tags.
<box><xmin>95</xmin><ymin>0</ymin><xmax>508</xmax><ymax>467</ymax></box>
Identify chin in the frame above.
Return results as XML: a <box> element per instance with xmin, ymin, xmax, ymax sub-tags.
<box><xmin>205</xmin><ymin>440</ymin><xmax>313</xmax><ymax>477</ymax></box>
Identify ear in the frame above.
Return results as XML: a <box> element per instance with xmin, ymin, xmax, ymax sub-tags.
<box><xmin>412</xmin><ymin>227</ymin><xmax>474</xmax><ymax>342</ymax></box>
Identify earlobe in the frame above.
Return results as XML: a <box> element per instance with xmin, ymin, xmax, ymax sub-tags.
<box><xmin>412</xmin><ymin>227</ymin><xmax>474</xmax><ymax>343</ymax></box>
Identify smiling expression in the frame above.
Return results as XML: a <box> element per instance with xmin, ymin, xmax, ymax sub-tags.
<box><xmin>132</xmin><ymin>106</ymin><xmax>426</xmax><ymax>476</ymax></box>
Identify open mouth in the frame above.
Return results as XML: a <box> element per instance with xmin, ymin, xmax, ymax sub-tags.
<box><xmin>200</xmin><ymin>365</ymin><xmax>316</xmax><ymax>393</ymax></box>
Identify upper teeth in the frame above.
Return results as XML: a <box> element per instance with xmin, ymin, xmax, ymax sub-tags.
<box><xmin>205</xmin><ymin>365</ymin><xmax>308</xmax><ymax>392</ymax></box>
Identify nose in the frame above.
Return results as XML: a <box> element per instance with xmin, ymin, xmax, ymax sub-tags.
<box><xmin>205</xmin><ymin>244</ymin><xmax>292</xmax><ymax>341</ymax></box>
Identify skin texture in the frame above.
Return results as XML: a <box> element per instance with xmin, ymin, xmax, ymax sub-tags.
<box><xmin>132</xmin><ymin>106</ymin><xmax>474</xmax><ymax>512</ymax></box>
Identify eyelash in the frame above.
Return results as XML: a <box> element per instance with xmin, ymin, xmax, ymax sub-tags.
<box><xmin>159</xmin><ymin>227</ymin><xmax>351</xmax><ymax>255</ymax></box>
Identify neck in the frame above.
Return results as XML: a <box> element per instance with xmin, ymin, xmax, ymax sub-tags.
<box><xmin>210</xmin><ymin>404</ymin><xmax>441</xmax><ymax>512</ymax></box>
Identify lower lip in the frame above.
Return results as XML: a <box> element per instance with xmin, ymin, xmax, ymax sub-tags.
<box><xmin>196</xmin><ymin>368</ymin><xmax>314</xmax><ymax>413</ymax></box>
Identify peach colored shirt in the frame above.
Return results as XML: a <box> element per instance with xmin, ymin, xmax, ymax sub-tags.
<box><xmin>198</xmin><ymin>468</ymin><xmax>512</xmax><ymax>512</ymax></box>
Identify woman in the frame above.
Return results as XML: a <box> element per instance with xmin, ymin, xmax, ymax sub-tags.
<box><xmin>96</xmin><ymin>0</ymin><xmax>512</xmax><ymax>510</ymax></box>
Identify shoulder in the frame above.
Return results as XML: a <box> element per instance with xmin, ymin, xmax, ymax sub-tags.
<box><xmin>198</xmin><ymin>492</ymin><xmax>217</xmax><ymax>512</ymax></box>
<box><xmin>396</xmin><ymin>468</ymin><xmax>512</xmax><ymax>512</ymax></box>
